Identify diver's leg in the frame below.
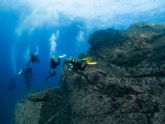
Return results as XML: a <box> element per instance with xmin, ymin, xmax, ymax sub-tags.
<box><xmin>80</xmin><ymin>62</ymin><xmax>88</xmax><ymax>70</ymax></box>
<box><xmin>45</xmin><ymin>69</ymin><xmax>56</xmax><ymax>81</ymax></box>
<box><xmin>45</xmin><ymin>70</ymin><xmax>52</xmax><ymax>81</ymax></box>
<box><xmin>57</xmin><ymin>58</ymin><xmax>60</xmax><ymax>65</ymax></box>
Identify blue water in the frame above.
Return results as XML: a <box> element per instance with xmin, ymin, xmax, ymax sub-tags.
<box><xmin>0</xmin><ymin>8</ymin><xmax>89</xmax><ymax>124</ymax></box>
<box><xmin>1</xmin><ymin>1</ymin><xmax>165</xmax><ymax>124</ymax></box>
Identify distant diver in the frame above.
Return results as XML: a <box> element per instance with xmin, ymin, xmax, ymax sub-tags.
<box><xmin>66</xmin><ymin>57</ymin><xmax>97</xmax><ymax>71</ymax></box>
<box><xmin>45</xmin><ymin>54</ymin><xmax>66</xmax><ymax>81</ymax></box>
<box><xmin>18</xmin><ymin>66</ymin><xmax>33</xmax><ymax>88</ymax></box>
<box><xmin>27</xmin><ymin>52</ymin><xmax>40</xmax><ymax>66</ymax></box>
<box><xmin>8</xmin><ymin>77</ymin><xmax>16</xmax><ymax>90</ymax></box>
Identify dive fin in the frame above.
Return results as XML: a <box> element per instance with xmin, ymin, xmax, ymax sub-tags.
<box><xmin>86</xmin><ymin>62</ymin><xmax>97</xmax><ymax>65</ymax></box>
<box><xmin>58</xmin><ymin>54</ymin><xmax>66</xmax><ymax>58</ymax></box>
<box><xmin>82</xmin><ymin>57</ymin><xmax>97</xmax><ymax>65</ymax></box>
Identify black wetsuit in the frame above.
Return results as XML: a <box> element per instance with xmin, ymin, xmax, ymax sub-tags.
<box><xmin>45</xmin><ymin>58</ymin><xmax>60</xmax><ymax>81</ymax></box>
<box><xmin>31</xmin><ymin>54</ymin><xmax>40</xmax><ymax>63</ymax></box>
<box><xmin>68</xmin><ymin>59</ymin><xmax>87</xmax><ymax>71</ymax></box>
<box><xmin>27</xmin><ymin>53</ymin><xmax>40</xmax><ymax>66</ymax></box>
<box><xmin>51</xmin><ymin>57</ymin><xmax>60</xmax><ymax>69</ymax></box>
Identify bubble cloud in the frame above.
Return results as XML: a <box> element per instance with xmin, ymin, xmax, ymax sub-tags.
<box><xmin>1</xmin><ymin>0</ymin><xmax>165</xmax><ymax>33</ymax></box>
<box><xmin>49</xmin><ymin>31</ymin><xmax>59</xmax><ymax>57</ymax></box>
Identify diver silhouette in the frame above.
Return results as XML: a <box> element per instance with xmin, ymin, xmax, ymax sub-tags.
<box><xmin>45</xmin><ymin>55</ymin><xmax>66</xmax><ymax>81</ymax></box>
<box><xmin>27</xmin><ymin>52</ymin><xmax>40</xmax><ymax>66</ymax></box>
<box><xmin>67</xmin><ymin>59</ymin><xmax>87</xmax><ymax>71</ymax></box>
<box><xmin>66</xmin><ymin>57</ymin><xmax>97</xmax><ymax>71</ymax></box>
<box><xmin>45</xmin><ymin>56</ymin><xmax>60</xmax><ymax>81</ymax></box>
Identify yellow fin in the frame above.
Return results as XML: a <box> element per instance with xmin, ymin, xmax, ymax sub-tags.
<box><xmin>82</xmin><ymin>57</ymin><xmax>93</xmax><ymax>62</ymax></box>
<box><xmin>87</xmin><ymin>62</ymin><xmax>97</xmax><ymax>65</ymax></box>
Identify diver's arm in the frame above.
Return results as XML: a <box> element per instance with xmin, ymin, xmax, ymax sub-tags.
<box><xmin>57</xmin><ymin>57</ymin><xmax>60</xmax><ymax>65</ymax></box>
<box><xmin>80</xmin><ymin>61</ymin><xmax>87</xmax><ymax>70</ymax></box>
<box><xmin>45</xmin><ymin>69</ymin><xmax>55</xmax><ymax>81</ymax></box>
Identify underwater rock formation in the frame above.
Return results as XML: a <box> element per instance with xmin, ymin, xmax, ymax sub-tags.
<box><xmin>14</xmin><ymin>23</ymin><xmax>165</xmax><ymax>124</ymax></box>
<box><xmin>14</xmin><ymin>88</ymin><xmax>70</xmax><ymax>124</ymax></box>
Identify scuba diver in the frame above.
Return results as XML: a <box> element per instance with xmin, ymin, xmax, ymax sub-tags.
<box><xmin>8</xmin><ymin>77</ymin><xmax>16</xmax><ymax>90</ymax></box>
<box><xmin>27</xmin><ymin>52</ymin><xmax>40</xmax><ymax>66</ymax></box>
<box><xmin>45</xmin><ymin>54</ymin><xmax>66</xmax><ymax>81</ymax></box>
<box><xmin>18</xmin><ymin>66</ymin><xmax>33</xmax><ymax>88</ymax></box>
<box><xmin>66</xmin><ymin>57</ymin><xmax>97</xmax><ymax>71</ymax></box>
<box><xmin>67</xmin><ymin>59</ymin><xmax>87</xmax><ymax>71</ymax></box>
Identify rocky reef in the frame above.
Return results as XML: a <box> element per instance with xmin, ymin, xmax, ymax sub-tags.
<box><xmin>14</xmin><ymin>23</ymin><xmax>165</xmax><ymax>124</ymax></box>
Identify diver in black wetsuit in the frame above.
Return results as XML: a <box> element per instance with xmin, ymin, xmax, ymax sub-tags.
<box><xmin>67</xmin><ymin>59</ymin><xmax>87</xmax><ymax>71</ymax></box>
<box><xmin>27</xmin><ymin>52</ymin><xmax>40</xmax><ymax>66</ymax></box>
<box><xmin>45</xmin><ymin>57</ymin><xmax>61</xmax><ymax>81</ymax></box>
